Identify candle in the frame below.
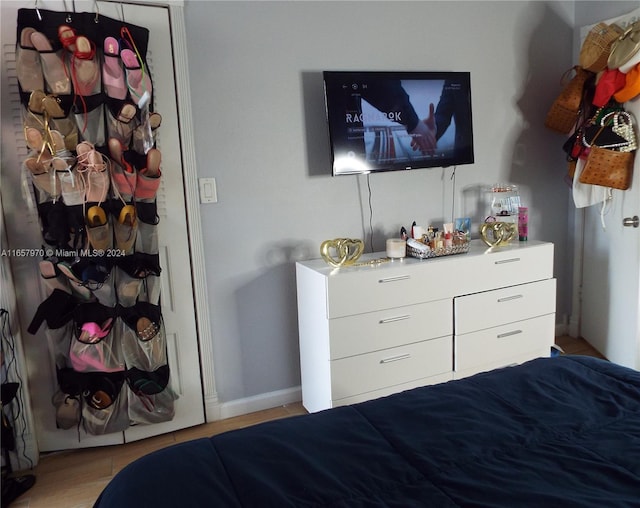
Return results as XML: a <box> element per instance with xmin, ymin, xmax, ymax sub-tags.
<box><xmin>386</xmin><ymin>238</ymin><xmax>406</xmax><ymax>259</ymax></box>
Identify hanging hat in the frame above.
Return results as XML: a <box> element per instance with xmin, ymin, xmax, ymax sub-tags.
<box><xmin>593</xmin><ymin>68</ymin><xmax>626</xmax><ymax>106</ymax></box>
<box><xmin>608</xmin><ymin>21</ymin><xmax>640</xmax><ymax>70</ymax></box>
<box><xmin>613</xmin><ymin>64</ymin><xmax>640</xmax><ymax>102</ymax></box>
<box><xmin>619</xmin><ymin>43</ymin><xmax>640</xmax><ymax>73</ymax></box>
<box><xmin>580</xmin><ymin>23</ymin><xmax>624</xmax><ymax>73</ymax></box>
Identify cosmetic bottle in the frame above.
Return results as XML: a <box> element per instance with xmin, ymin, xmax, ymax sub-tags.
<box><xmin>518</xmin><ymin>207</ymin><xmax>528</xmax><ymax>241</ymax></box>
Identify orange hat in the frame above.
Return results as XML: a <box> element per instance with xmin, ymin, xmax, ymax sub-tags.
<box><xmin>613</xmin><ymin>63</ymin><xmax>640</xmax><ymax>102</ymax></box>
<box><xmin>593</xmin><ymin>68</ymin><xmax>626</xmax><ymax>106</ymax></box>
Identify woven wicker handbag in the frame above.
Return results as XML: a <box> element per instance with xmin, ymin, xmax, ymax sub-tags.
<box><xmin>580</xmin><ymin>23</ymin><xmax>624</xmax><ymax>72</ymax></box>
<box><xmin>545</xmin><ymin>66</ymin><xmax>593</xmax><ymax>134</ymax></box>
<box><xmin>579</xmin><ymin>146</ymin><xmax>635</xmax><ymax>190</ymax></box>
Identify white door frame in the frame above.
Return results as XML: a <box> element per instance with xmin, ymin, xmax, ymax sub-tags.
<box><xmin>163</xmin><ymin>2</ymin><xmax>220</xmax><ymax>421</ymax></box>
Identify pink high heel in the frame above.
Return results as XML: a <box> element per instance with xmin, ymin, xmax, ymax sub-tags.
<box><xmin>103</xmin><ymin>37</ymin><xmax>127</xmax><ymax>100</ymax></box>
<box><xmin>121</xmin><ymin>49</ymin><xmax>152</xmax><ymax>106</ymax></box>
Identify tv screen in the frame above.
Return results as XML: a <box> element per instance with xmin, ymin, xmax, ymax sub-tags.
<box><xmin>323</xmin><ymin>71</ymin><xmax>474</xmax><ymax>176</ymax></box>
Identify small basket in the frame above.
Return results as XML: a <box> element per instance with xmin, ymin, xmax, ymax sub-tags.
<box><xmin>407</xmin><ymin>241</ymin><xmax>470</xmax><ymax>260</ymax></box>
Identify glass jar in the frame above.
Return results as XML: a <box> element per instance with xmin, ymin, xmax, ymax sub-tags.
<box><xmin>488</xmin><ymin>184</ymin><xmax>521</xmax><ymax>220</ymax></box>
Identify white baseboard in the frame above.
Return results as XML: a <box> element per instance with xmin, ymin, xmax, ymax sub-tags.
<box><xmin>205</xmin><ymin>386</ymin><xmax>302</xmax><ymax>422</ymax></box>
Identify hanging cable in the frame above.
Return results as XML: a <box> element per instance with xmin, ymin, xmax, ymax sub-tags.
<box><xmin>366</xmin><ymin>173</ymin><xmax>374</xmax><ymax>252</ymax></box>
<box><xmin>0</xmin><ymin>309</ymin><xmax>34</xmax><ymax>470</ymax></box>
<box><xmin>450</xmin><ymin>166</ymin><xmax>457</xmax><ymax>221</ymax></box>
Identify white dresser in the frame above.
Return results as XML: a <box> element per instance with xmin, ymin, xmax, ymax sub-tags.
<box><xmin>296</xmin><ymin>240</ymin><xmax>556</xmax><ymax>413</ymax></box>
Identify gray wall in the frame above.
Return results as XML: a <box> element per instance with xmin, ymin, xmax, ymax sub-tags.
<box><xmin>185</xmin><ymin>0</ymin><xmax>582</xmax><ymax>404</ymax></box>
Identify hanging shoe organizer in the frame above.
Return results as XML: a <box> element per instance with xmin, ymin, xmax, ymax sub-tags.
<box><xmin>16</xmin><ymin>6</ymin><xmax>176</xmax><ymax>436</ymax></box>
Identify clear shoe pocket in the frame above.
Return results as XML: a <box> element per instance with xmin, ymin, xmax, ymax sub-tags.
<box><xmin>136</xmin><ymin>219</ymin><xmax>158</xmax><ymax>254</ymax></box>
<box><xmin>56</xmin><ymin>368</ymin><xmax>129</xmax><ymax>435</ymax></box>
<box><xmin>81</xmin><ymin>373</ymin><xmax>130</xmax><ymax>435</ymax></box>
<box><xmin>70</xmin><ymin>302</ymin><xmax>124</xmax><ymax>373</ymax></box>
<box><xmin>127</xmin><ymin>365</ymin><xmax>176</xmax><ymax>425</ymax></box>
<box><xmin>115</xmin><ymin>266</ymin><xmax>143</xmax><ymax>306</ymax></box>
<box><xmin>74</xmin><ymin>99</ymin><xmax>106</xmax><ymax>147</ymax></box>
<box><xmin>119</xmin><ymin>302</ymin><xmax>167</xmax><ymax>372</ymax></box>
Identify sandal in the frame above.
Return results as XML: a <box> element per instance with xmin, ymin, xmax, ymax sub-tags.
<box><xmin>109</xmin><ymin>162</ymin><xmax>136</xmax><ymax>200</ymax></box>
<box><xmin>30</xmin><ymin>31</ymin><xmax>71</xmax><ymax>95</ymax></box>
<box><xmin>134</xmin><ymin>148</ymin><xmax>162</xmax><ymax>201</ymax></box>
<box><xmin>41</xmin><ymin>94</ymin><xmax>78</xmax><ymax>152</ymax></box>
<box><xmin>59</xmin><ymin>168</ymin><xmax>86</xmax><ymax>206</ymax></box>
<box><xmin>106</xmin><ymin>102</ymin><xmax>137</xmax><ymax>148</ymax></box>
<box><xmin>103</xmin><ymin>37</ymin><xmax>127</xmax><ymax>100</ymax></box>
<box><xmin>121</xmin><ymin>49</ymin><xmax>152</xmax><ymax>106</ymax></box>
<box><xmin>76</xmin><ymin>142</ymin><xmax>110</xmax><ymax>204</ymax></box>
<box><xmin>113</xmin><ymin>203</ymin><xmax>138</xmax><ymax>253</ymax></box>
<box><xmin>58</xmin><ymin>25</ymin><xmax>77</xmax><ymax>53</ymax></box>
<box><xmin>16</xmin><ymin>27</ymin><xmax>44</xmax><ymax>92</ymax></box>
<box><xmin>71</xmin><ymin>35</ymin><xmax>101</xmax><ymax>97</ymax></box>
<box><xmin>85</xmin><ymin>205</ymin><xmax>111</xmax><ymax>251</ymax></box>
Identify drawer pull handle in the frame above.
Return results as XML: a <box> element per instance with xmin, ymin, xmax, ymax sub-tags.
<box><xmin>380</xmin><ymin>353</ymin><xmax>411</xmax><ymax>364</ymax></box>
<box><xmin>378</xmin><ymin>275</ymin><xmax>410</xmax><ymax>283</ymax></box>
<box><xmin>497</xmin><ymin>330</ymin><xmax>523</xmax><ymax>339</ymax></box>
<box><xmin>494</xmin><ymin>257</ymin><xmax>521</xmax><ymax>265</ymax></box>
<box><xmin>379</xmin><ymin>315</ymin><xmax>411</xmax><ymax>324</ymax></box>
<box><xmin>497</xmin><ymin>294</ymin><xmax>523</xmax><ymax>303</ymax></box>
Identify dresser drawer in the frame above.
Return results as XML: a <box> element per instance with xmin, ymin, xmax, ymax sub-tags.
<box><xmin>325</xmin><ymin>262</ymin><xmax>453</xmax><ymax>318</ymax></box>
<box><xmin>459</xmin><ymin>243</ymin><xmax>554</xmax><ymax>295</ymax></box>
<box><xmin>454</xmin><ymin>278</ymin><xmax>556</xmax><ymax>335</ymax></box>
<box><xmin>331</xmin><ymin>336</ymin><xmax>452</xmax><ymax>400</ymax></box>
<box><xmin>455</xmin><ymin>313</ymin><xmax>555</xmax><ymax>373</ymax></box>
<box><xmin>332</xmin><ymin>371</ymin><xmax>453</xmax><ymax>407</ymax></box>
<box><xmin>329</xmin><ymin>299</ymin><xmax>452</xmax><ymax>360</ymax></box>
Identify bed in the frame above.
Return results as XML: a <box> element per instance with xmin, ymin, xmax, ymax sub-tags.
<box><xmin>93</xmin><ymin>355</ymin><xmax>640</xmax><ymax>507</ymax></box>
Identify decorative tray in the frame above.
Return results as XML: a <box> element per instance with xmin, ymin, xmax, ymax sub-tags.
<box><xmin>406</xmin><ymin>241</ymin><xmax>470</xmax><ymax>260</ymax></box>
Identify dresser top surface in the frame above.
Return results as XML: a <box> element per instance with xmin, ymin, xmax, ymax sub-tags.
<box><xmin>297</xmin><ymin>239</ymin><xmax>553</xmax><ymax>276</ymax></box>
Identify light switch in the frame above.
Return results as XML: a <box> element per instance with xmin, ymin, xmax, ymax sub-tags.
<box><xmin>199</xmin><ymin>177</ymin><xmax>217</xmax><ymax>204</ymax></box>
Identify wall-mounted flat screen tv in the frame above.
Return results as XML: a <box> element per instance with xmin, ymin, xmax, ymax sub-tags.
<box><xmin>323</xmin><ymin>71</ymin><xmax>474</xmax><ymax>176</ymax></box>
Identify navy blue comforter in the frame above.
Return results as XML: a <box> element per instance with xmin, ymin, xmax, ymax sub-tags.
<box><xmin>94</xmin><ymin>356</ymin><xmax>640</xmax><ymax>507</ymax></box>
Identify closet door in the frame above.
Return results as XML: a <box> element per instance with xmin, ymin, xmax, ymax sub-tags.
<box><xmin>0</xmin><ymin>1</ymin><xmax>204</xmax><ymax>451</ymax></box>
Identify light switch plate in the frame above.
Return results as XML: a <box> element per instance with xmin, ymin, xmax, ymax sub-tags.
<box><xmin>199</xmin><ymin>177</ymin><xmax>217</xmax><ymax>204</ymax></box>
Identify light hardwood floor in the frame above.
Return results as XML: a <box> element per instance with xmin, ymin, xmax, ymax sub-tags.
<box><xmin>6</xmin><ymin>336</ymin><xmax>605</xmax><ymax>507</ymax></box>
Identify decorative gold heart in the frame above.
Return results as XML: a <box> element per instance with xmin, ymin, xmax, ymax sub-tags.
<box><xmin>320</xmin><ymin>238</ymin><xmax>364</xmax><ymax>267</ymax></box>
<box><xmin>480</xmin><ymin>222</ymin><xmax>517</xmax><ymax>247</ymax></box>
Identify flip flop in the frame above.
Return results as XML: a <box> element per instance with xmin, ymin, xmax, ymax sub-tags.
<box><xmin>121</xmin><ymin>48</ymin><xmax>152</xmax><ymax>106</ymax></box>
<box><xmin>103</xmin><ymin>37</ymin><xmax>127</xmax><ymax>100</ymax></box>
<box><xmin>71</xmin><ymin>35</ymin><xmax>101</xmax><ymax>96</ymax></box>
<box><xmin>16</xmin><ymin>27</ymin><xmax>44</xmax><ymax>92</ymax></box>
<box><xmin>30</xmin><ymin>31</ymin><xmax>71</xmax><ymax>95</ymax></box>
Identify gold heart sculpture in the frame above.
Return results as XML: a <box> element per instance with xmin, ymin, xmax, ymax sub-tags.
<box><xmin>480</xmin><ymin>222</ymin><xmax>517</xmax><ymax>247</ymax></box>
<box><xmin>320</xmin><ymin>238</ymin><xmax>365</xmax><ymax>268</ymax></box>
